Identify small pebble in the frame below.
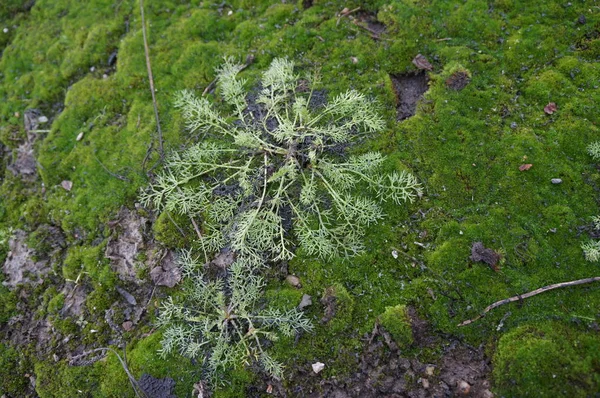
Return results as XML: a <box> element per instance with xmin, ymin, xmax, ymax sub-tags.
<box><xmin>457</xmin><ymin>380</ymin><xmax>471</xmax><ymax>395</ymax></box>
<box><xmin>312</xmin><ymin>362</ymin><xmax>325</xmax><ymax>374</ymax></box>
<box><xmin>286</xmin><ymin>275</ymin><xmax>301</xmax><ymax>288</ymax></box>
<box><xmin>551</xmin><ymin>178</ymin><xmax>562</xmax><ymax>184</ymax></box>
<box><xmin>38</xmin><ymin>115</ymin><xmax>48</xmax><ymax>123</ymax></box>
<box><xmin>425</xmin><ymin>365</ymin><xmax>435</xmax><ymax>376</ymax></box>
<box><xmin>298</xmin><ymin>294</ymin><xmax>312</xmax><ymax>309</ymax></box>
<box><xmin>76</xmin><ymin>132</ymin><xmax>84</xmax><ymax>141</ymax></box>
<box><xmin>102</xmin><ymin>73</ymin><xmax>108</xmax><ymax>79</ymax></box>
<box><xmin>90</xmin><ymin>66</ymin><xmax>95</xmax><ymax>72</ymax></box>
<box><xmin>3</xmin><ymin>28</ymin><xmax>9</xmax><ymax>33</ymax></box>
<box><xmin>510</xmin><ymin>122</ymin><xmax>518</xmax><ymax>129</ymax></box>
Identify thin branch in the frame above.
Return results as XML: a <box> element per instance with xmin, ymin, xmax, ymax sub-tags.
<box><xmin>70</xmin><ymin>347</ymin><xmax>146</xmax><ymax>398</ymax></box>
<box><xmin>140</xmin><ymin>0</ymin><xmax>164</xmax><ymax>162</ymax></box>
<box><xmin>93</xmin><ymin>151</ymin><xmax>130</xmax><ymax>182</ymax></box>
<box><xmin>458</xmin><ymin>276</ymin><xmax>600</xmax><ymax>327</ymax></box>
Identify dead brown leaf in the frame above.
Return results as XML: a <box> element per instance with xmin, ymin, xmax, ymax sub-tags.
<box><xmin>519</xmin><ymin>164</ymin><xmax>533</xmax><ymax>171</ymax></box>
<box><xmin>544</xmin><ymin>102</ymin><xmax>557</xmax><ymax>114</ymax></box>
<box><xmin>412</xmin><ymin>54</ymin><xmax>433</xmax><ymax>71</ymax></box>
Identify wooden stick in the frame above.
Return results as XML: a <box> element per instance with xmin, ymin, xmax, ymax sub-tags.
<box><xmin>140</xmin><ymin>0</ymin><xmax>164</xmax><ymax>162</ymax></box>
<box><xmin>458</xmin><ymin>276</ymin><xmax>600</xmax><ymax>327</ymax></box>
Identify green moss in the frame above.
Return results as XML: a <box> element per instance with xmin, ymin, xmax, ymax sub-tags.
<box><xmin>35</xmin><ymin>359</ymin><xmax>103</xmax><ymax>398</ymax></box>
<box><xmin>378</xmin><ymin>304</ymin><xmax>414</xmax><ymax>348</ymax></box>
<box><xmin>493</xmin><ymin>323</ymin><xmax>600</xmax><ymax>397</ymax></box>
<box><xmin>152</xmin><ymin>211</ymin><xmax>191</xmax><ymax>248</ymax></box>
<box><xmin>0</xmin><ymin>343</ymin><xmax>29</xmax><ymax>396</ymax></box>
<box><xmin>99</xmin><ymin>332</ymin><xmax>199</xmax><ymax>397</ymax></box>
<box><xmin>62</xmin><ymin>244</ymin><xmax>113</xmax><ymax>287</ymax></box>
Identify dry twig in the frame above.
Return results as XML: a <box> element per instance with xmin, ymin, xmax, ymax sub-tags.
<box><xmin>458</xmin><ymin>276</ymin><xmax>600</xmax><ymax>327</ymax></box>
<box><xmin>140</xmin><ymin>0</ymin><xmax>164</xmax><ymax>163</ymax></box>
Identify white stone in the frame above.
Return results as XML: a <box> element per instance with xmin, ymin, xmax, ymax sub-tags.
<box><xmin>312</xmin><ymin>362</ymin><xmax>325</xmax><ymax>374</ymax></box>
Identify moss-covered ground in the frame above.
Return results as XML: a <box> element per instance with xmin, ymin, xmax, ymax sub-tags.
<box><xmin>1</xmin><ymin>0</ymin><xmax>599</xmax><ymax>396</ymax></box>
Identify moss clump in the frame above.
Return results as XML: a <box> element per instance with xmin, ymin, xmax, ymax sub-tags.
<box><xmin>34</xmin><ymin>359</ymin><xmax>102</xmax><ymax>398</ymax></box>
<box><xmin>322</xmin><ymin>283</ymin><xmax>354</xmax><ymax>334</ymax></box>
<box><xmin>378</xmin><ymin>304</ymin><xmax>414</xmax><ymax>348</ymax></box>
<box><xmin>0</xmin><ymin>343</ymin><xmax>29</xmax><ymax>395</ymax></box>
<box><xmin>493</xmin><ymin>322</ymin><xmax>600</xmax><ymax>397</ymax></box>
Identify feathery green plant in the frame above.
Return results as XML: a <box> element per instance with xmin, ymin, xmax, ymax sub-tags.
<box><xmin>141</xmin><ymin>57</ymin><xmax>422</xmax><ymax>261</ymax></box>
<box><xmin>587</xmin><ymin>141</ymin><xmax>600</xmax><ymax>160</ymax></box>
<box><xmin>156</xmin><ymin>251</ymin><xmax>313</xmax><ymax>384</ymax></box>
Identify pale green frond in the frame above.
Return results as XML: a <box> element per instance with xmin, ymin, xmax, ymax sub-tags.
<box><xmin>174</xmin><ymin>89</ymin><xmax>223</xmax><ymax>133</ymax></box>
<box><xmin>216</xmin><ymin>56</ymin><xmax>247</xmax><ymax>111</ymax></box>
<box><xmin>582</xmin><ymin>240</ymin><xmax>600</xmax><ymax>262</ymax></box>
<box><xmin>587</xmin><ymin>141</ymin><xmax>600</xmax><ymax>160</ymax></box>
<box><xmin>379</xmin><ymin>171</ymin><xmax>423</xmax><ymax>204</ymax></box>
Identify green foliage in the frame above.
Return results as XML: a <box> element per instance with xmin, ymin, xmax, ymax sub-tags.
<box><xmin>581</xmin><ymin>240</ymin><xmax>600</xmax><ymax>262</ymax></box>
<box><xmin>157</xmin><ymin>251</ymin><xmax>313</xmax><ymax>385</ymax></box>
<box><xmin>142</xmin><ymin>57</ymin><xmax>422</xmax><ymax>261</ymax></box>
<box><xmin>493</xmin><ymin>323</ymin><xmax>600</xmax><ymax>397</ymax></box>
<box><xmin>587</xmin><ymin>141</ymin><xmax>600</xmax><ymax>161</ymax></box>
<box><xmin>378</xmin><ymin>304</ymin><xmax>413</xmax><ymax>348</ymax></box>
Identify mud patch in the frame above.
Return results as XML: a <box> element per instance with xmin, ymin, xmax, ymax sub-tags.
<box><xmin>7</xmin><ymin>109</ymin><xmax>50</xmax><ymax>180</ymax></box>
<box><xmin>390</xmin><ymin>72</ymin><xmax>429</xmax><ymax>121</ymax></box>
<box><xmin>105</xmin><ymin>208</ymin><xmax>151</xmax><ymax>284</ymax></box>
<box><xmin>355</xmin><ymin>11</ymin><xmax>386</xmax><ymax>36</ymax></box>
<box><xmin>2</xmin><ymin>230</ymin><xmax>50</xmax><ymax>288</ymax></box>
<box><xmin>262</xmin><ymin>307</ymin><xmax>492</xmax><ymax>397</ymax></box>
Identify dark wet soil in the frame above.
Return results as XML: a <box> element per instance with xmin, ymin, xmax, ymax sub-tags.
<box><xmin>390</xmin><ymin>73</ymin><xmax>430</xmax><ymax>121</ymax></box>
<box><xmin>253</xmin><ymin>307</ymin><xmax>493</xmax><ymax>398</ymax></box>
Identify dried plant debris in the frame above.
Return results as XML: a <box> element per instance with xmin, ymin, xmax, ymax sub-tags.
<box><xmin>469</xmin><ymin>242</ymin><xmax>500</xmax><ymax>270</ymax></box>
<box><xmin>446</xmin><ymin>70</ymin><xmax>471</xmax><ymax>90</ymax></box>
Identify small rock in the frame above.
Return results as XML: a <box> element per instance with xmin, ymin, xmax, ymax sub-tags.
<box><xmin>577</xmin><ymin>14</ymin><xmax>586</xmax><ymax>24</ymax></box>
<box><xmin>312</xmin><ymin>362</ymin><xmax>325</xmax><ymax>374</ymax></box>
<box><xmin>76</xmin><ymin>132</ymin><xmax>84</xmax><ymax>141</ymax></box>
<box><xmin>350</xmin><ymin>56</ymin><xmax>358</xmax><ymax>64</ymax></box>
<box><xmin>90</xmin><ymin>66</ymin><xmax>96</xmax><ymax>72</ymax></box>
<box><xmin>298</xmin><ymin>294</ymin><xmax>312</xmax><ymax>309</ymax></box>
<box><xmin>286</xmin><ymin>275</ymin><xmax>301</xmax><ymax>288</ymax></box>
<box><xmin>420</xmin><ymin>378</ymin><xmax>430</xmax><ymax>389</ymax></box>
<box><xmin>116</xmin><ymin>286</ymin><xmax>137</xmax><ymax>306</ymax></box>
<box><xmin>482</xmin><ymin>389</ymin><xmax>495</xmax><ymax>398</ymax></box>
<box><xmin>391</xmin><ymin>249</ymin><xmax>398</xmax><ymax>259</ymax></box>
<box><xmin>425</xmin><ymin>365</ymin><xmax>435</xmax><ymax>376</ymax></box>
<box><xmin>107</xmin><ymin>51</ymin><xmax>118</xmax><ymax>66</ymax></box>
<box><xmin>122</xmin><ymin>321</ymin><xmax>134</xmax><ymax>331</ymax></box>
<box><xmin>37</xmin><ymin>115</ymin><xmax>48</xmax><ymax>124</ymax></box>
<box><xmin>3</xmin><ymin>28</ymin><xmax>8</xmax><ymax>33</ymax></box>
<box><xmin>456</xmin><ymin>380</ymin><xmax>471</xmax><ymax>396</ymax></box>
<box><xmin>551</xmin><ymin>178</ymin><xmax>562</xmax><ymax>184</ymax></box>
<box><xmin>61</xmin><ymin>180</ymin><xmax>73</xmax><ymax>191</ymax></box>
<box><xmin>102</xmin><ymin>73</ymin><xmax>108</xmax><ymax>79</ymax></box>
<box><xmin>510</xmin><ymin>121</ymin><xmax>518</xmax><ymax>129</ymax></box>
